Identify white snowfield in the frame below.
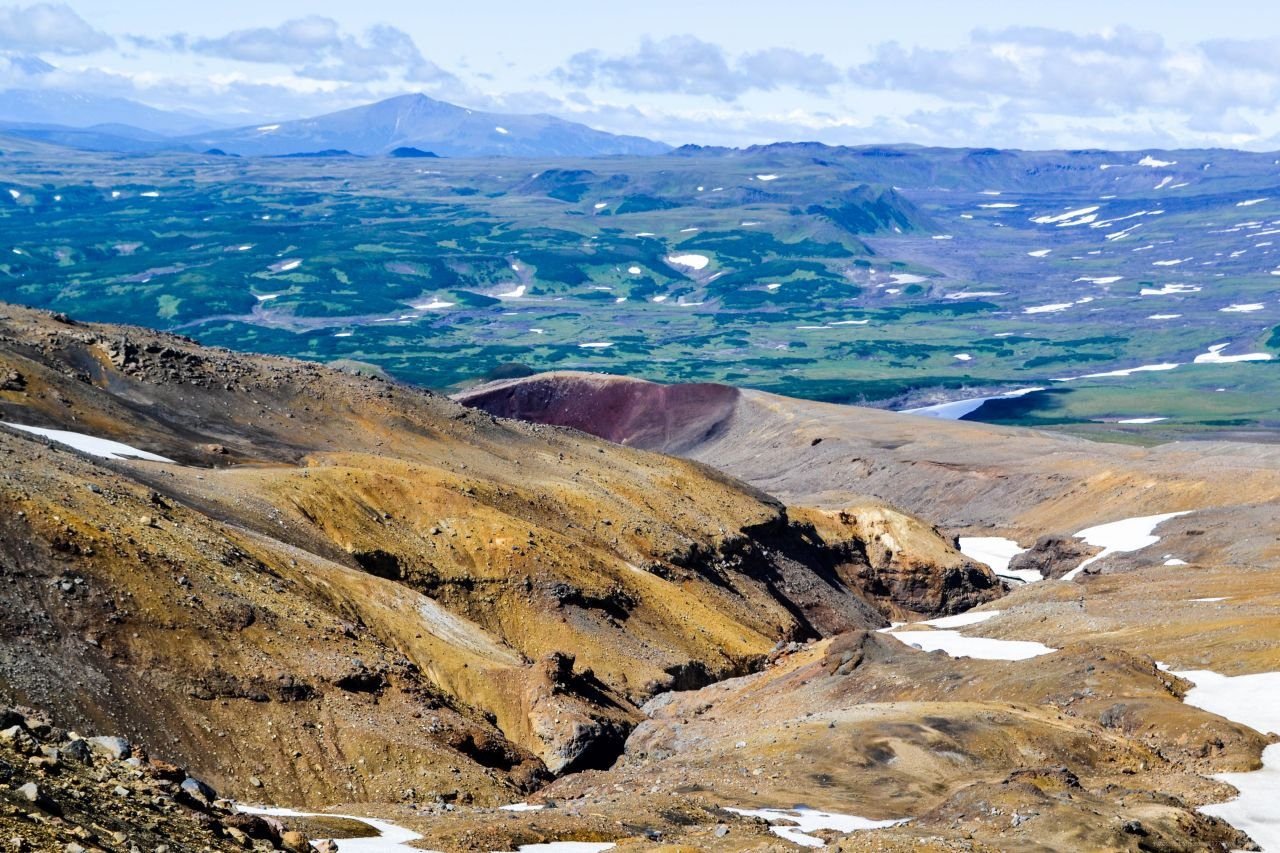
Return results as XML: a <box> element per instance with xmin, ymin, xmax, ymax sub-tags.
<box><xmin>1138</xmin><ymin>156</ymin><xmax>1177</xmax><ymax>167</ymax></box>
<box><xmin>1194</xmin><ymin>343</ymin><xmax>1273</xmax><ymax>364</ymax></box>
<box><xmin>3</xmin><ymin>423</ymin><xmax>174</xmax><ymax>463</ymax></box>
<box><xmin>1172</xmin><ymin>670</ymin><xmax>1280</xmax><ymax>851</ymax></box>
<box><xmin>242</xmin><ymin>805</ymin><xmax>616</xmax><ymax>853</ymax></box>
<box><xmin>1024</xmin><ymin>302</ymin><xmax>1073</xmax><ymax>314</ymax></box>
<box><xmin>1031</xmin><ymin>206</ymin><xmax>1099</xmax><ymax>225</ymax></box>
<box><xmin>538</xmin><ymin>836</ymin><xmax>608</xmax><ymax>851</ymax></box>
<box><xmin>887</xmin><ymin>625</ymin><xmax>1056</xmax><ymax>661</ymax></box>
<box><xmin>944</xmin><ymin>290</ymin><xmax>1006</xmax><ymax>299</ymax></box>
<box><xmin>1061</xmin><ymin>512</ymin><xmax>1192</xmax><ymax>581</ymax></box>
<box><xmin>958</xmin><ymin>537</ymin><xmax>1041</xmax><ymax>584</ymax></box>
<box><xmin>883</xmin><ymin>610</ymin><xmax>1056</xmax><ymax>662</ymax></box>
<box><xmin>1076</xmin><ymin>362</ymin><xmax>1180</xmax><ymax>379</ymax></box>
<box><xmin>1221</xmin><ymin>303</ymin><xmax>1265</xmax><ymax>313</ymax></box>
<box><xmin>902</xmin><ymin>387</ymin><xmax>1043</xmax><ymax>420</ymax></box>
<box><xmin>725</xmin><ymin>806</ymin><xmax>903</xmax><ymax>847</ymax></box>
<box><xmin>1141</xmin><ymin>284</ymin><xmax>1200</xmax><ymax>296</ymax></box>
<box><xmin>238</xmin><ymin>805</ymin><xmax>433</xmax><ymax>853</ymax></box>
<box><xmin>918</xmin><ymin>610</ymin><xmax>1001</xmax><ymax>629</ymax></box>
<box><xmin>666</xmin><ymin>253</ymin><xmax>709</xmax><ymax>270</ymax></box>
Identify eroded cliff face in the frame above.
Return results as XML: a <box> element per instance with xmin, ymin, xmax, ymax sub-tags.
<box><xmin>0</xmin><ymin>304</ymin><xmax>996</xmax><ymax>806</ymax></box>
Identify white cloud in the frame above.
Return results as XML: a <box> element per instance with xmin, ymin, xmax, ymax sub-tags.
<box><xmin>849</xmin><ymin>26</ymin><xmax>1280</xmax><ymax>123</ymax></box>
<box><xmin>188</xmin><ymin>16</ymin><xmax>457</xmax><ymax>86</ymax></box>
<box><xmin>556</xmin><ymin>35</ymin><xmax>841</xmax><ymax>100</ymax></box>
<box><xmin>0</xmin><ymin>2</ymin><xmax>113</xmax><ymax>54</ymax></box>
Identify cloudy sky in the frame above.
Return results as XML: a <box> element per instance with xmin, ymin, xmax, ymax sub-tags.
<box><xmin>3</xmin><ymin>0</ymin><xmax>1280</xmax><ymax>149</ymax></box>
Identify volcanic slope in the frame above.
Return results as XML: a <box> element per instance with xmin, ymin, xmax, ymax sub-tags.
<box><xmin>456</xmin><ymin>371</ymin><xmax>1280</xmax><ymax>850</ymax></box>
<box><xmin>459</xmin><ymin>371</ymin><xmax>1280</xmax><ymax>668</ymax></box>
<box><xmin>0</xmin><ymin>304</ymin><xmax>999</xmax><ymax>815</ymax></box>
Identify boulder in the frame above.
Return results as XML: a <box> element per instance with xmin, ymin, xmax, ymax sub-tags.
<box><xmin>87</xmin><ymin>735</ymin><xmax>131</xmax><ymax>761</ymax></box>
<box><xmin>179</xmin><ymin>776</ymin><xmax>217</xmax><ymax>806</ymax></box>
<box><xmin>280</xmin><ymin>830</ymin><xmax>311</xmax><ymax>852</ymax></box>
<box><xmin>61</xmin><ymin>738</ymin><xmax>92</xmax><ymax>763</ymax></box>
<box><xmin>1009</xmin><ymin>535</ymin><xmax>1101</xmax><ymax>581</ymax></box>
<box><xmin>0</xmin><ymin>725</ymin><xmax>38</xmax><ymax>756</ymax></box>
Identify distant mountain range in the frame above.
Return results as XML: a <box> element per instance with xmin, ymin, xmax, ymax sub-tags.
<box><xmin>179</xmin><ymin>94</ymin><xmax>669</xmax><ymax>158</ymax></box>
<box><xmin>0</xmin><ymin>88</ymin><xmax>218</xmax><ymax>135</ymax></box>
<box><xmin>0</xmin><ymin>90</ymin><xmax>670</xmax><ymax>158</ymax></box>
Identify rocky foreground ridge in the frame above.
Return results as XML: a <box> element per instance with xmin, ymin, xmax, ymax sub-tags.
<box><xmin>1</xmin><ymin>703</ymin><xmax>319</xmax><ymax>852</ymax></box>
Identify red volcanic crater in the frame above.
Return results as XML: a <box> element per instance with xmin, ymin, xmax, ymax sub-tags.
<box><xmin>455</xmin><ymin>372</ymin><xmax>740</xmax><ymax>453</ymax></box>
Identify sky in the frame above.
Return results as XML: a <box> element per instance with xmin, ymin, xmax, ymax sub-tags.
<box><xmin>3</xmin><ymin>0</ymin><xmax>1280</xmax><ymax>149</ymax></box>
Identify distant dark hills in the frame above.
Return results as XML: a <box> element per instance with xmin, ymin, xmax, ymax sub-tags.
<box><xmin>0</xmin><ymin>90</ymin><xmax>670</xmax><ymax>159</ymax></box>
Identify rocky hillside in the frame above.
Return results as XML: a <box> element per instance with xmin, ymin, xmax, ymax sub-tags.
<box><xmin>1</xmin><ymin>704</ymin><xmax>316</xmax><ymax>852</ymax></box>
<box><xmin>0</xmin><ymin>304</ymin><xmax>998</xmax><ymax>816</ymax></box>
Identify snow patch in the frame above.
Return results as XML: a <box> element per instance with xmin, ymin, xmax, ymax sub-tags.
<box><xmin>902</xmin><ymin>387</ymin><xmax>1043</xmax><ymax>420</ymax></box>
<box><xmin>1140</xmin><ymin>284</ymin><xmax>1200</xmax><ymax>295</ymax></box>
<box><xmin>239</xmin><ymin>806</ymin><xmax>431</xmax><ymax>853</ymax></box>
<box><xmin>666</xmin><ymin>253</ymin><xmax>709</xmax><ymax>270</ymax></box>
<box><xmin>725</xmin><ymin>806</ymin><xmax>903</xmax><ymax>848</ymax></box>
<box><xmin>1172</xmin><ymin>671</ymin><xmax>1280</xmax><ymax>850</ymax></box>
<box><xmin>3</xmin><ymin>423</ymin><xmax>174</xmax><ymax>463</ymax></box>
<box><xmin>1194</xmin><ymin>343</ymin><xmax>1272</xmax><ymax>364</ymax></box>
<box><xmin>958</xmin><ymin>537</ymin><xmax>1040</xmax><ymax>584</ymax></box>
<box><xmin>887</xmin><ymin>626</ymin><xmax>1055</xmax><ymax>661</ymax></box>
<box><xmin>1031</xmin><ymin>206</ymin><xmax>1099</xmax><ymax>225</ymax></box>
<box><xmin>1023</xmin><ymin>303</ymin><xmax>1073</xmax><ymax>314</ymax></box>
<box><xmin>1061</xmin><ymin>512</ymin><xmax>1193</xmax><ymax>581</ymax></box>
